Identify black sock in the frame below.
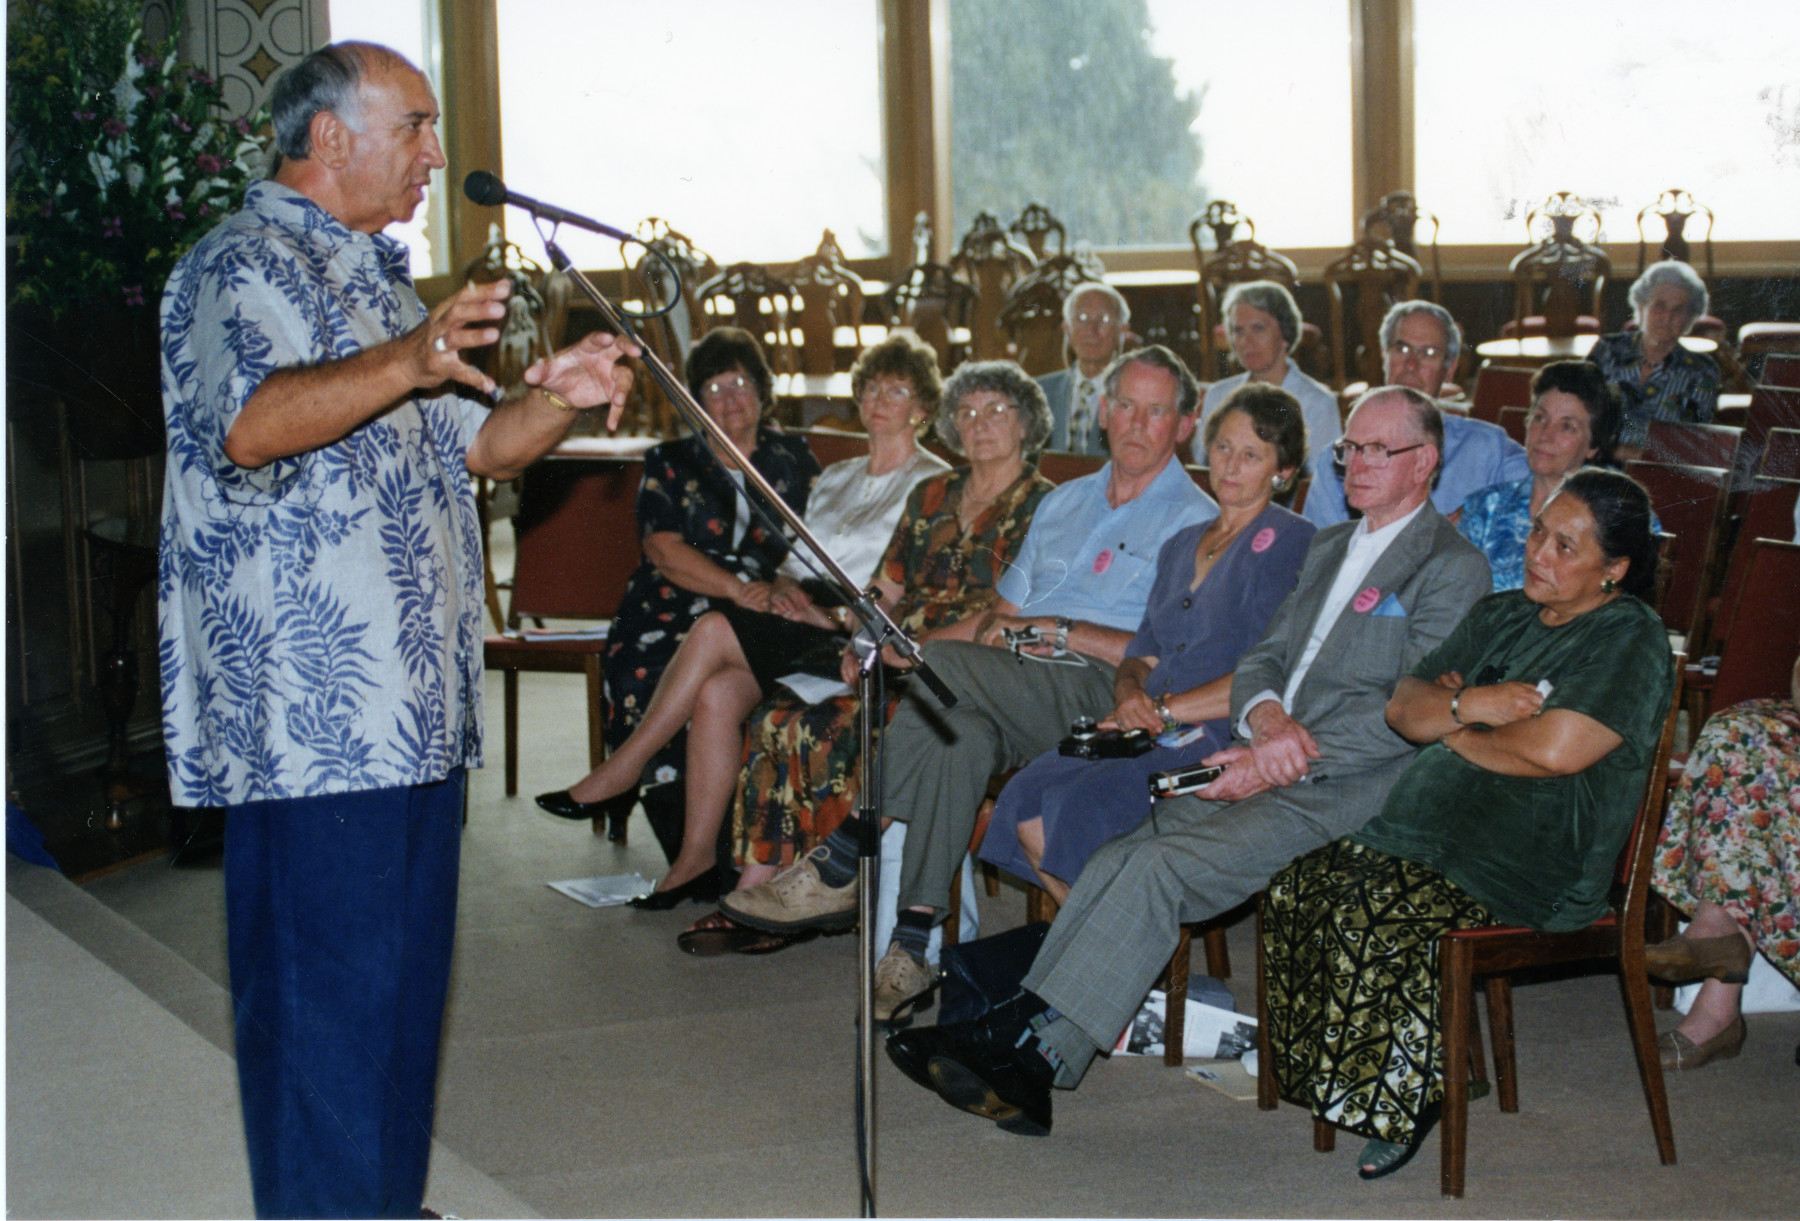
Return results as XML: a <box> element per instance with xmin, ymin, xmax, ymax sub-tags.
<box><xmin>891</xmin><ymin>909</ymin><xmax>932</xmax><ymax>963</ymax></box>
<box><xmin>808</xmin><ymin>823</ymin><xmax>862</xmax><ymax>888</ymax></box>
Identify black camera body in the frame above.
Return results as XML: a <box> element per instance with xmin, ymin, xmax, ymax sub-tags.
<box><xmin>1058</xmin><ymin>716</ymin><xmax>1155</xmax><ymax>760</ymax></box>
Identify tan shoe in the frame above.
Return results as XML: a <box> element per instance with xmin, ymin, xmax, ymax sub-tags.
<box><xmin>873</xmin><ymin>942</ymin><xmax>936</xmax><ymax>1027</ymax></box>
<box><xmin>719</xmin><ymin>857</ymin><xmax>858</xmax><ymax>935</ymax></box>
<box><xmin>1644</xmin><ymin>932</ymin><xmax>1753</xmax><ymax>984</ymax></box>
<box><xmin>1659</xmin><ymin>1015</ymin><xmax>1747</xmax><ymax>1071</ymax></box>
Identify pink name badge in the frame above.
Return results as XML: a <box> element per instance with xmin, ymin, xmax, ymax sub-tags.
<box><xmin>1353</xmin><ymin>586</ymin><xmax>1381</xmax><ymax>614</ymax></box>
<box><xmin>1093</xmin><ymin>550</ymin><xmax>1113</xmax><ymax>574</ymax></box>
<box><xmin>1250</xmin><ymin>527</ymin><xmax>1276</xmax><ymax>554</ymax></box>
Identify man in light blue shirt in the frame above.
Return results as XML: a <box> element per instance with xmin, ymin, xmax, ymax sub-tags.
<box><xmin>723</xmin><ymin>347</ymin><xmax>1216</xmax><ymax>1018</ymax></box>
<box><xmin>159</xmin><ymin>44</ymin><xmax>636</xmax><ymax>1219</ymax></box>
<box><xmin>1302</xmin><ymin>301</ymin><xmax>1528</xmax><ymax>526</ymax></box>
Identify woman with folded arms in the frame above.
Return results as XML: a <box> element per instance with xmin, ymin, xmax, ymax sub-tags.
<box><xmin>1647</xmin><ymin>655</ymin><xmax>1800</xmax><ymax>1070</ymax></box>
<box><xmin>535</xmin><ymin>332</ymin><xmax>947</xmax><ymax>907</ymax></box>
<box><xmin>1263</xmin><ymin>468</ymin><xmax>1671</xmax><ymax>1180</ymax></box>
<box><xmin>979</xmin><ymin>384</ymin><xmax>1314</xmax><ymax>902</ymax></box>
<box><xmin>1458</xmin><ymin>360</ymin><xmax>1622</xmax><ymax>590</ymax></box>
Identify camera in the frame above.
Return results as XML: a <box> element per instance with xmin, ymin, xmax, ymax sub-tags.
<box><xmin>1148</xmin><ymin>761</ymin><xmax>1225</xmax><ymax>798</ymax></box>
<box><xmin>1002</xmin><ymin>625</ymin><xmax>1044</xmax><ymax>661</ymax></box>
<box><xmin>1058</xmin><ymin>715</ymin><xmax>1155</xmax><ymax>760</ymax></box>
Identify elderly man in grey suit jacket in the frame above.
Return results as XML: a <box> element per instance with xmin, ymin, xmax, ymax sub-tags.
<box><xmin>886</xmin><ymin>385</ymin><xmax>1492</xmax><ymax>1137</ymax></box>
<box><xmin>1036</xmin><ymin>283</ymin><xmax>1129</xmax><ymax>455</ymax></box>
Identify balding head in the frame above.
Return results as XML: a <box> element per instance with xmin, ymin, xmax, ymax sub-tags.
<box><xmin>1338</xmin><ymin>385</ymin><xmax>1442</xmax><ymax>528</ymax></box>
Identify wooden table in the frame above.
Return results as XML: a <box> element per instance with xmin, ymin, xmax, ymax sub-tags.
<box><xmin>1475</xmin><ymin>334</ymin><xmax>1717</xmax><ymax>368</ymax></box>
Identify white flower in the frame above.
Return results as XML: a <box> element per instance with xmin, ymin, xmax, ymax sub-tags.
<box><xmin>124</xmin><ymin>162</ymin><xmax>144</xmax><ymax>190</ymax></box>
<box><xmin>87</xmin><ymin>151</ymin><xmax>119</xmax><ymax>190</ymax></box>
<box><xmin>653</xmin><ymin>765</ymin><xmax>679</xmax><ymax>785</ymax></box>
<box><xmin>640</xmin><ymin>630</ymin><xmax>666</xmax><ymax>646</ymax></box>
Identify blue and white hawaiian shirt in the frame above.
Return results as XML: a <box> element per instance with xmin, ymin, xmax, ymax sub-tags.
<box><xmin>158</xmin><ymin>181</ymin><xmax>489</xmax><ymax>807</ymax></box>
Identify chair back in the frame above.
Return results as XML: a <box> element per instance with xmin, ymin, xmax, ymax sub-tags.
<box><xmin>881</xmin><ymin>261</ymin><xmax>977</xmax><ymax>372</ymax></box>
<box><xmin>1010</xmin><ymin>202</ymin><xmax>1068</xmax><ymax>260</ymax></box>
<box><xmin>1758</xmin><ymin>427</ymin><xmax>1800</xmax><ymax>479</ymax></box>
<box><xmin>952</xmin><ymin>215</ymin><xmax>1038</xmax><ymax>362</ymax></box>
<box><xmin>1322</xmin><ymin>236</ymin><xmax>1421</xmax><ymax>390</ymax></box>
<box><xmin>1614</xmin><ymin>658</ymin><xmax>1684</xmax><ymax>937</ymax></box>
<box><xmin>1509</xmin><ymin>193</ymin><xmax>1609</xmax><ymax>339</ymax></box>
<box><xmin>786</xmin><ymin>230</ymin><xmax>866</xmax><ymax>376</ymax></box>
<box><xmin>1709</xmin><ymin>477</ymin><xmax>1800</xmax><ymax>648</ymax></box>
<box><xmin>696</xmin><ymin>262</ymin><xmax>797</xmax><ymax>378</ymax></box>
<box><xmin>1636</xmin><ymin>189</ymin><xmax>1714</xmax><ymax>282</ymax></box>
<box><xmin>1471</xmin><ymin>365</ymin><xmax>1535</xmax><ymax>424</ymax></box>
<box><xmin>1643</xmin><ymin>420</ymin><xmax>1742</xmax><ymax>472</ymax></box>
<box><xmin>996</xmin><ymin>256</ymin><xmax>1102</xmax><ymax>376</ymax></box>
<box><xmin>1763</xmin><ymin>352</ymin><xmax>1800</xmax><ymax>389</ymax></box>
<box><xmin>1497</xmin><ymin>405</ymin><xmax>1528</xmax><ymax>443</ymax></box>
<box><xmin>1710</xmin><ymin>539</ymin><xmax>1800</xmax><ymax>711</ymax></box>
<box><xmin>1360</xmin><ymin>189</ymin><xmax>1441</xmax><ymax>300</ymax></box>
<box><xmin>621</xmin><ymin>219</ymin><xmax>717</xmax><ymax>434</ymax></box>
<box><xmin>1625</xmin><ymin>460</ymin><xmax>1730</xmax><ymax>639</ymax></box>
<box><xmin>508</xmin><ymin>459</ymin><xmax>643</xmax><ymax>625</ymax></box>
<box><xmin>797</xmin><ymin>427</ymin><xmax>870</xmax><ymax>471</ymax></box>
<box><xmin>1745</xmin><ymin>385</ymin><xmax>1800</xmax><ymax>450</ymax></box>
<box><xmin>1189</xmin><ymin>202</ymin><xmax>1301</xmax><ymax>381</ymax></box>
<box><xmin>1036</xmin><ymin>450</ymin><xmax>1107</xmax><ymax>485</ymax></box>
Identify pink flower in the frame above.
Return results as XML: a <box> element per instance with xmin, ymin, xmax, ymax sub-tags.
<box><xmin>121</xmin><ymin>284</ymin><xmax>145</xmax><ymax>306</ymax></box>
<box><xmin>102</xmin><ymin>216</ymin><xmax>123</xmax><ymax>238</ymax></box>
<box><xmin>194</xmin><ymin>153</ymin><xmax>223</xmax><ymax>174</ymax></box>
<box><xmin>102</xmin><ymin>118</ymin><xmax>127</xmax><ymax>137</ymax></box>
<box><xmin>144</xmin><ymin>86</ymin><xmax>163</xmax><ymax>100</ymax></box>
<box><xmin>165</xmin><ymin>203</ymin><xmax>186</xmax><ymax>221</ymax></box>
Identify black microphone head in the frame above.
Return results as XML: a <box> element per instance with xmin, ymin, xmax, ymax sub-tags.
<box><xmin>463</xmin><ymin>171</ymin><xmax>506</xmax><ymax>207</ymax></box>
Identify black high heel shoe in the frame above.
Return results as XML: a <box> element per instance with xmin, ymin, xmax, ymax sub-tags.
<box><xmin>534</xmin><ymin>788</ymin><xmax>637</xmax><ymax>840</ymax></box>
<box><xmin>628</xmin><ymin>870</ymin><xmax>724</xmax><ymax>911</ymax></box>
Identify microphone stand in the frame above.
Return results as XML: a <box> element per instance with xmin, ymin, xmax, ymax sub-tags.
<box><xmin>535</xmin><ymin>236</ymin><xmax>955</xmax><ymax>1218</ymax></box>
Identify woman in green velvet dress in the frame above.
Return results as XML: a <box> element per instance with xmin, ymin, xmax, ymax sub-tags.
<box><xmin>1262</xmin><ymin>467</ymin><xmax>1672</xmax><ymax>1180</ymax></box>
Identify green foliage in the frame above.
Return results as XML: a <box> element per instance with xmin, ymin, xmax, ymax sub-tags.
<box><xmin>949</xmin><ymin>0</ymin><xmax>1207</xmax><ymax>248</ymax></box>
<box><xmin>6</xmin><ymin>0</ymin><xmax>270</xmax><ymax>317</ymax></box>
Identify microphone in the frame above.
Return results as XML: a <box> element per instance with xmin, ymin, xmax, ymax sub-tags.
<box><xmin>462</xmin><ymin>171</ymin><xmax>632</xmax><ymax>242</ymax></box>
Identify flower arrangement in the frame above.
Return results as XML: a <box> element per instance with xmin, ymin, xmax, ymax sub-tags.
<box><xmin>6</xmin><ymin>0</ymin><xmax>270</xmax><ymax>319</ymax></box>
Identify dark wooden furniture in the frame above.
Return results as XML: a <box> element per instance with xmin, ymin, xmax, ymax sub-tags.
<box><xmin>1686</xmin><ymin>535</ymin><xmax>1800</xmax><ymax>726</ymax></box>
<box><xmin>1189</xmin><ymin>201</ymin><xmax>1306</xmax><ymax>381</ymax></box>
<box><xmin>1470</xmin><ymin>364</ymin><xmax>1536</xmax><ymax>424</ymax></box>
<box><xmin>1642</xmin><ymin>420</ymin><xmax>1742</xmax><ymax>472</ymax></box>
<box><xmin>1361</xmin><ymin>189</ymin><xmax>1441</xmax><ymax>301</ymax></box>
<box><xmin>1626</xmin><ymin>460</ymin><xmax>1730</xmax><ymax>642</ymax></box>
<box><xmin>952</xmin><ymin>213</ymin><xmax>1038</xmax><ymax>362</ymax></box>
<box><xmin>1323</xmin><ymin>235</ymin><xmax>1421</xmax><ymax>391</ymax></box>
<box><xmin>1501</xmin><ymin>192</ymin><xmax>1608</xmax><ymax>340</ymax></box>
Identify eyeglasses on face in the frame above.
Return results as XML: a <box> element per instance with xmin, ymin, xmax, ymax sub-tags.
<box><xmin>702</xmin><ymin>373</ymin><xmax>756</xmax><ymax>400</ymax></box>
<box><xmin>1386</xmin><ymin>339</ymin><xmax>1445</xmax><ymax>364</ymax></box>
<box><xmin>1072</xmin><ymin>310</ymin><xmax>1119</xmax><ymax>327</ymax></box>
<box><xmin>1330</xmin><ymin>438</ymin><xmax>1427</xmax><ymax>469</ymax></box>
<box><xmin>862</xmin><ymin>381</ymin><xmax>917</xmax><ymax>404</ymax></box>
<box><xmin>954</xmin><ymin>400</ymin><xmax>1017</xmax><ymax>426</ymax></box>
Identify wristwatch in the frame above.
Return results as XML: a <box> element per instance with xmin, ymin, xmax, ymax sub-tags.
<box><xmin>1155</xmin><ymin>694</ymin><xmax>1177</xmax><ymax>729</ymax></box>
<box><xmin>1450</xmin><ymin>689</ymin><xmax>1464</xmax><ymax>725</ymax></box>
<box><xmin>1053</xmin><ymin>615</ymin><xmax>1075</xmax><ymax>652</ymax></box>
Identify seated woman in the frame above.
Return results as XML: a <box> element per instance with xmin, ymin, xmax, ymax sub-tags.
<box><xmin>536</xmin><ymin>331</ymin><xmax>947</xmax><ymax>907</ymax></box>
<box><xmin>1458</xmin><ymin>360</ymin><xmax>1622</xmax><ymax>589</ymax></box>
<box><xmin>979</xmin><ymin>384</ymin><xmax>1315</xmax><ymax>902</ymax></box>
<box><xmin>685</xmin><ymin>362</ymin><xmax>1058</xmax><ymax>950</ymax></box>
<box><xmin>1586</xmin><ymin>260</ymin><xmax>1720</xmax><ymax>459</ymax></box>
<box><xmin>1193</xmin><ymin>281</ymin><xmax>1341</xmax><ymax>469</ymax></box>
<box><xmin>1648</xmin><ymin>654</ymin><xmax>1800</xmax><ymax>1070</ymax></box>
<box><xmin>1263</xmin><ymin>467</ymin><xmax>1671</xmax><ymax>1180</ymax></box>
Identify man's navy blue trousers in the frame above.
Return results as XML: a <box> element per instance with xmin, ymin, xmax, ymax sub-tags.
<box><xmin>224</xmin><ymin>771</ymin><xmax>463</xmax><ymax>1219</ymax></box>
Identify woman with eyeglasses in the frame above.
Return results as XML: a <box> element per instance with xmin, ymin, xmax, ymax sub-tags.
<box><xmin>1458</xmin><ymin>360</ymin><xmax>1623</xmax><ymax>589</ymax></box>
<box><xmin>677</xmin><ymin>360</ymin><xmax>1057</xmax><ymax>951</ymax></box>
<box><xmin>535</xmin><ymin>327</ymin><xmax>837</xmax><ymax>894</ymax></box>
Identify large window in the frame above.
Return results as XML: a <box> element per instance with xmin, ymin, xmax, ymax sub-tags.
<box><xmin>493</xmin><ymin>0</ymin><xmax>887</xmax><ymax>272</ymax></box>
<box><xmin>1414</xmin><ymin>0</ymin><xmax>1800</xmax><ymax>245</ymax></box>
<box><xmin>947</xmin><ymin>0</ymin><xmax>1352</xmax><ymax>252</ymax></box>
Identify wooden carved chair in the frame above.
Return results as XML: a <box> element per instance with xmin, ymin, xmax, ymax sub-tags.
<box><xmin>1470</xmin><ymin>365</ymin><xmax>1536</xmax><ymax>425</ymax></box>
<box><xmin>1323</xmin><ymin>236</ymin><xmax>1422</xmax><ymax>391</ymax></box>
<box><xmin>1502</xmin><ymin>193</ymin><xmax>1609</xmax><ymax>340</ymax></box>
<box><xmin>483</xmin><ymin>457</ymin><xmax>644</xmax><ymax>800</ymax></box>
<box><xmin>1361</xmin><ymin>190</ymin><xmax>1441</xmax><ymax>301</ymax></box>
<box><xmin>1625</xmin><ymin>460</ymin><xmax>1731</xmax><ymax>643</ymax></box>
<box><xmin>1684</xmin><ymin>484</ymin><xmax>1800</xmax><ymax>724</ymax></box>
<box><xmin>1637</xmin><ymin>188</ymin><xmax>1715</xmax><ymax>283</ymax></box>
<box><xmin>1010</xmin><ymin>201</ymin><xmax>1068</xmax><ymax>260</ymax></box>
<box><xmin>1642</xmin><ymin>420</ymin><xmax>1742</xmax><ymax>473</ymax></box>
<box><xmin>696</xmin><ymin>262</ymin><xmax>798</xmax><ymax>382</ymax></box>
<box><xmin>953</xmin><ymin>212</ymin><xmax>1038</xmax><ymax>361</ymax></box>
<box><xmin>621</xmin><ymin>218</ymin><xmax>717</xmax><ymax>434</ymax></box>
<box><xmin>1189</xmin><ymin>202</ymin><xmax>1305</xmax><ymax>381</ymax></box>
<box><xmin>996</xmin><ymin>255</ymin><xmax>1102</xmax><ymax>376</ymax></box>
<box><xmin>881</xmin><ymin>262</ymin><xmax>977</xmax><ymax>374</ymax></box>
<box><xmin>785</xmin><ymin>229</ymin><xmax>866</xmax><ymax>376</ymax></box>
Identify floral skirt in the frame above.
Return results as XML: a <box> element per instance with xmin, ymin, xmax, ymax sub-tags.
<box><xmin>1652</xmin><ymin>697</ymin><xmax>1800</xmax><ymax>988</ymax></box>
<box><xmin>1263</xmin><ymin>839</ymin><xmax>1494</xmax><ymax>1145</ymax></box>
<box><xmin>732</xmin><ymin>688</ymin><xmax>903</xmax><ymax>868</ymax></box>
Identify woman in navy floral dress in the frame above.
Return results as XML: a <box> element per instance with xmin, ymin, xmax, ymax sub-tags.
<box><xmin>602</xmin><ymin>328</ymin><xmax>818</xmax><ymax>831</ymax></box>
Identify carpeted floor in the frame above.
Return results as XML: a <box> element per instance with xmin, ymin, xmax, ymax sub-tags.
<box><xmin>8</xmin><ymin>656</ymin><xmax>1800</xmax><ymax>1218</ymax></box>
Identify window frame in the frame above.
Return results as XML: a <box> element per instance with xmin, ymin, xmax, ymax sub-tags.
<box><xmin>424</xmin><ymin>0</ymin><xmax>1797</xmax><ymax>298</ymax></box>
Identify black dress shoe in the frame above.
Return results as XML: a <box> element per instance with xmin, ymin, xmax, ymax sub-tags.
<box><xmin>534</xmin><ymin>789</ymin><xmax>635</xmax><ymax>827</ymax></box>
<box><xmin>885</xmin><ymin>999</ymin><xmax>1055</xmax><ymax>1135</ymax></box>
<box><xmin>627</xmin><ymin>870</ymin><xmax>724</xmax><ymax>910</ymax></box>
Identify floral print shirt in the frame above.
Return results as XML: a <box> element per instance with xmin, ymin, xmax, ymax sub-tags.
<box><xmin>157</xmin><ymin>181</ymin><xmax>490</xmax><ymax>806</ymax></box>
<box><xmin>881</xmin><ymin>466</ymin><xmax>1057</xmax><ymax>634</ymax></box>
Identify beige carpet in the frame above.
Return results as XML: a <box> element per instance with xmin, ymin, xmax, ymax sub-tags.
<box><xmin>8</xmin><ymin>659</ymin><xmax>1800</xmax><ymax>1218</ymax></box>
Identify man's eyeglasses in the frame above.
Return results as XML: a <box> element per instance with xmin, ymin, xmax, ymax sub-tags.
<box><xmin>1072</xmin><ymin>311</ymin><xmax>1120</xmax><ymax>327</ymax></box>
<box><xmin>1330</xmin><ymin>439</ymin><xmax>1427</xmax><ymax>469</ymax></box>
<box><xmin>1386</xmin><ymin>339</ymin><xmax>1445</xmax><ymax>364</ymax></box>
